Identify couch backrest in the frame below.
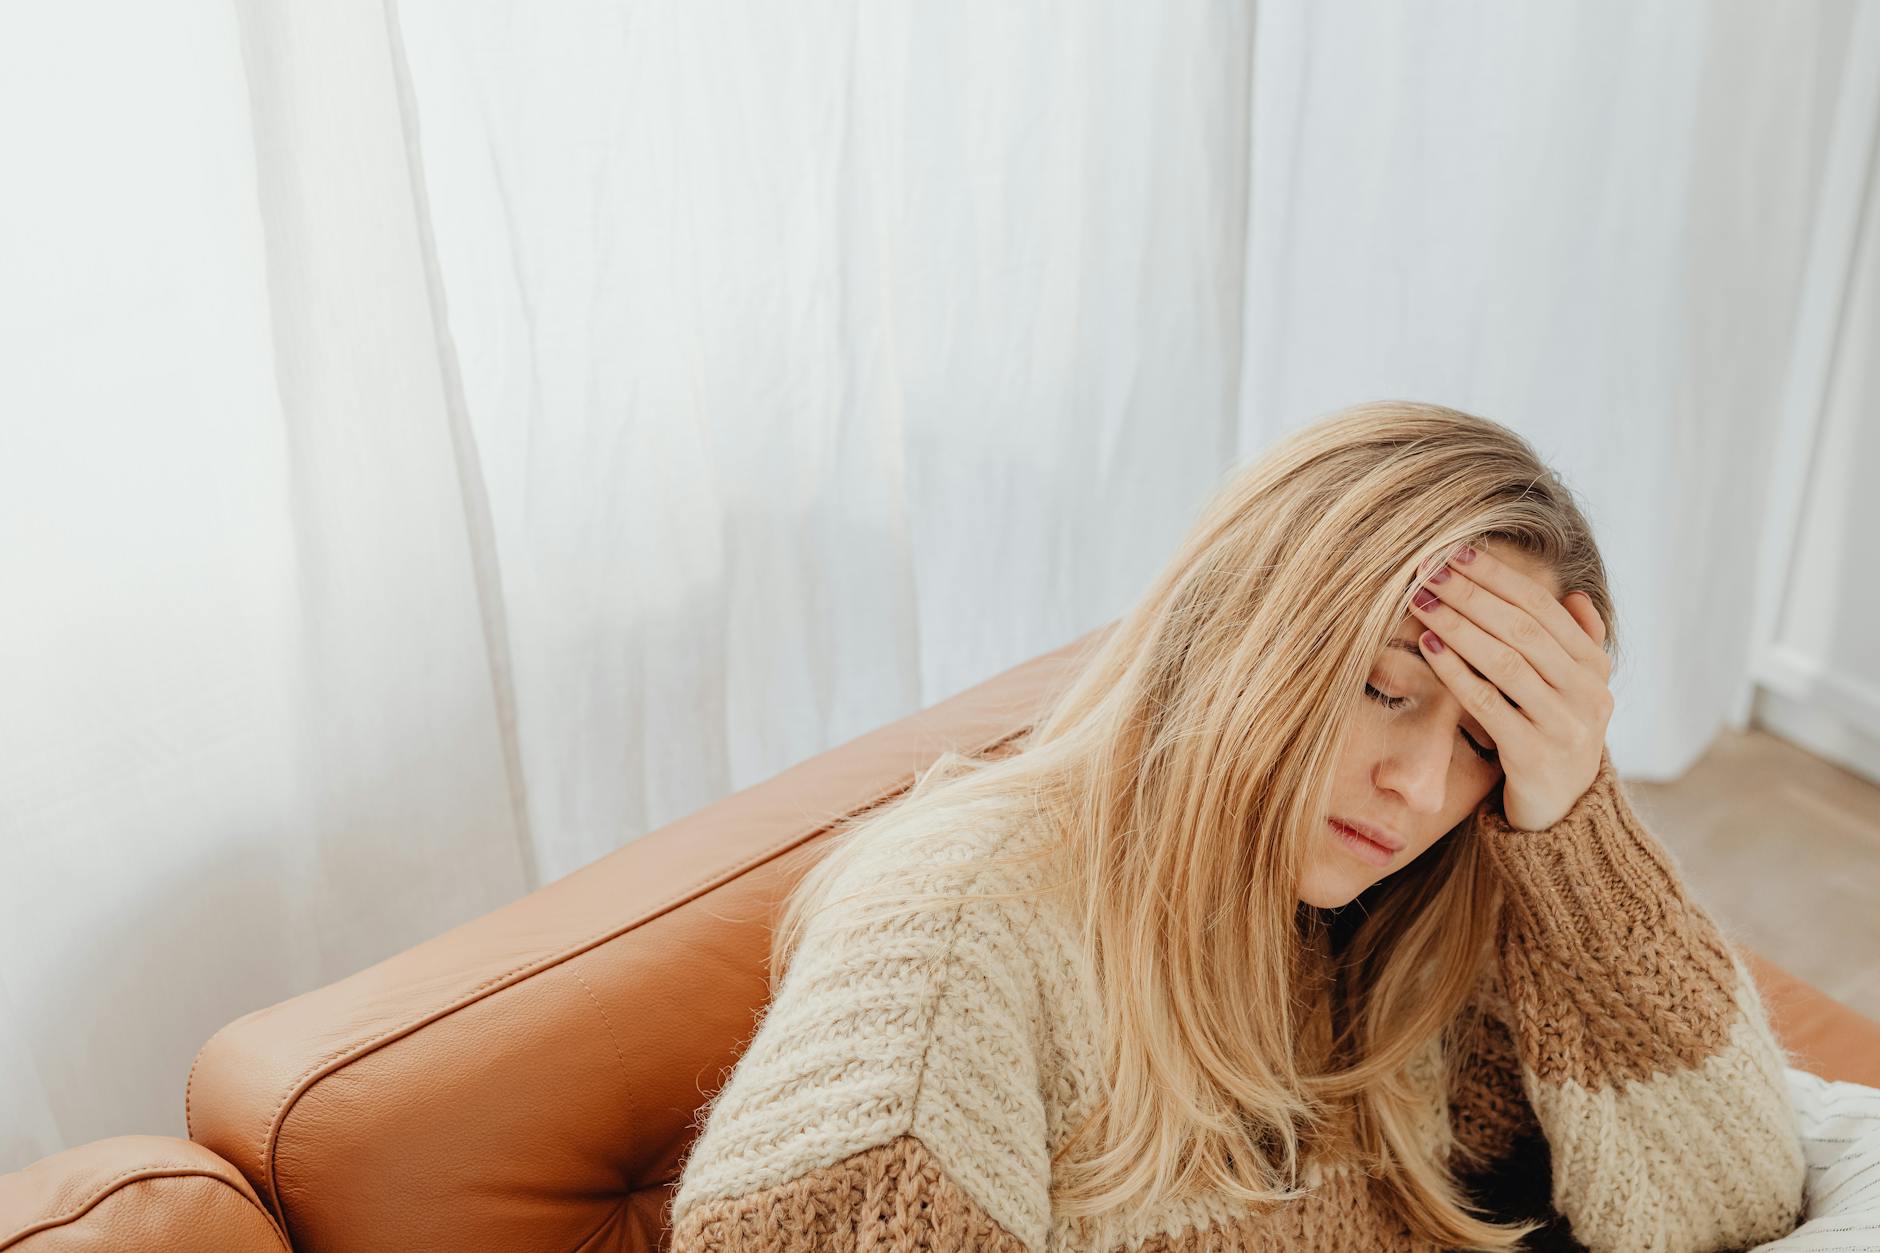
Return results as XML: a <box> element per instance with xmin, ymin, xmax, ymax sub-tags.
<box><xmin>185</xmin><ymin>627</ymin><xmax>1105</xmax><ymax>1252</ymax></box>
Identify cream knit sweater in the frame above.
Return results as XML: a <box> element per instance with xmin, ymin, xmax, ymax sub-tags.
<box><xmin>667</xmin><ymin>749</ymin><xmax>1808</xmax><ymax>1251</ymax></box>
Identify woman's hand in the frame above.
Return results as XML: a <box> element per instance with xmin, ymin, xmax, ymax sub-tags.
<box><xmin>1407</xmin><ymin>544</ymin><xmax>1613</xmax><ymax>831</ymax></box>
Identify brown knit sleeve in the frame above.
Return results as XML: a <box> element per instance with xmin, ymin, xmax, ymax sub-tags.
<box><xmin>1470</xmin><ymin>744</ymin><xmax>1807</xmax><ymax>1252</ymax></box>
<box><xmin>1444</xmin><ymin>986</ymin><xmax>1540</xmax><ymax>1172</ymax></box>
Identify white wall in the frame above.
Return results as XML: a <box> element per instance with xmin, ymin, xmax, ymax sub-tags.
<box><xmin>1745</xmin><ymin>14</ymin><xmax>1880</xmax><ymax>787</ymax></box>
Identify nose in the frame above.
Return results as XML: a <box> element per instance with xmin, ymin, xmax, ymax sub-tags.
<box><xmin>1373</xmin><ymin>729</ymin><xmax>1451</xmax><ymax>816</ymax></box>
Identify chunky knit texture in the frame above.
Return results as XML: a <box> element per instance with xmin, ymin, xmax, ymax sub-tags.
<box><xmin>667</xmin><ymin>749</ymin><xmax>1808</xmax><ymax>1251</ymax></box>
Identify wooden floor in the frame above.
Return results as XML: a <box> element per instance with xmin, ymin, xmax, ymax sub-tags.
<box><xmin>1627</xmin><ymin>727</ymin><xmax>1880</xmax><ymax>1022</ymax></box>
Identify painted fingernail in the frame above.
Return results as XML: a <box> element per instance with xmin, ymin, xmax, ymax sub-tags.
<box><xmin>1421</xmin><ymin>630</ymin><xmax>1444</xmax><ymax>653</ymax></box>
<box><xmin>1413</xmin><ymin>587</ymin><xmax>1440</xmax><ymax>611</ymax></box>
<box><xmin>1454</xmin><ymin>545</ymin><xmax>1477</xmax><ymax>564</ymax></box>
<box><xmin>1426</xmin><ymin>566</ymin><xmax>1451</xmax><ymax>584</ymax></box>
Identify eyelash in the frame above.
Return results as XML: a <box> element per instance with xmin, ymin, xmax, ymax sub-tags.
<box><xmin>1363</xmin><ymin>683</ymin><xmax>1500</xmax><ymax>763</ymax></box>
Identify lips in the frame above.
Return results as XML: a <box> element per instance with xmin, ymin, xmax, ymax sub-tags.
<box><xmin>1329</xmin><ymin>817</ymin><xmax>1405</xmax><ymax>852</ymax></box>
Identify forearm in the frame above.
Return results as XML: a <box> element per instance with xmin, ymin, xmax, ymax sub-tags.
<box><xmin>1476</xmin><ymin>747</ymin><xmax>1806</xmax><ymax>1252</ymax></box>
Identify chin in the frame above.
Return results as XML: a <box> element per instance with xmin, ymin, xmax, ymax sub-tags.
<box><xmin>1296</xmin><ymin>866</ymin><xmax>1371</xmax><ymax>910</ymax></box>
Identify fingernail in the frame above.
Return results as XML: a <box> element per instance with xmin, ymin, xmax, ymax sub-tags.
<box><xmin>1454</xmin><ymin>545</ymin><xmax>1477</xmax><ymax>564</ymax></box>
<box><xmin>1413</xmin><ymin>587</ymin><xmax>1440</xmax><ymax>610</ymax></box>
<box><xmin>1421</xmin><ymin>630</ymin><xmax>1444</xmax><ymax>653</ymax></box>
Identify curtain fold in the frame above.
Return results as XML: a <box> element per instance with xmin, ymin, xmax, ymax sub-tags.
<box><xmin>0</xmin><ymin>0</ymin><xmax>531</xmax><ymax>1168</ymax></box>
<box><xmin>390</xmin><ymin>0</ymin><xmax>1256</xmax><ymax>884</ymax></box>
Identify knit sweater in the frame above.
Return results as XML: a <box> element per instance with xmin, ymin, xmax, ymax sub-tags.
<box><xmin>666</xmin><ymin>748</ymin><xmax>1808</xmax><ymax>1252</ymax></box>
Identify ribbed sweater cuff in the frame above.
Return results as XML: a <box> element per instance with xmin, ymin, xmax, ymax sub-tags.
<box><xmin>1475</xmin><ymin>747</ymin><xmax>1687</xmax><ymax>948</ymax></box>
<box><xmin>1474</xmin><ymin>745</ymin><xmax>1744</xmax><ymax>1085</ymax></box>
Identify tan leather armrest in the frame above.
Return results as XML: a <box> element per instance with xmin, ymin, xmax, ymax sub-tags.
<box><xmin>1741</xmin><ymin>948</ymin><xmax>1880</xmax><ymax>1089</ymax></box>
<box><xmin>0</xmin><ymin>1135</ymin><xmax>286</xmax><ymax>1252</ymax></box>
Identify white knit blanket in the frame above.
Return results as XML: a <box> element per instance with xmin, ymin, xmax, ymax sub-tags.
<box><xmin>1751</xmin><ymin>1067</ymin><xmax>1880</xmax><ymax>1249</ymax></box>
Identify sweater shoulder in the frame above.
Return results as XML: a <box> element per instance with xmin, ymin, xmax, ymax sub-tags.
<box><xmin>669</xmin><ymin>793</ymin><xmax>1059</xmax><ymax>1250</ymax></box>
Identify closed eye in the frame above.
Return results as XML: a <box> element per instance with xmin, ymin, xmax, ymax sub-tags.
<box><xmin>1363</xmin><ymin>683</ymin><xmax>1500</xmax><ymax>763</ymax></box>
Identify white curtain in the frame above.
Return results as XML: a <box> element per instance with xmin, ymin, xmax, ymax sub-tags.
<box><xmin>388</xmin><ymin>0</ymin><xmax>1254</xmax><ymax>883</ymax></box>
<box><xmin>1236</xmin><ymin>0</ymin><xmax>1871</xmax><ymax>781</ymax></box>
<box><xmin>0</xmin><ymin>1</ymin><xmax>532</xmax><ymax>1167</ymax></box>
<box><xmin>0</xmin><ymin>0</ymin><xmax>1872</xmax><ymax>1172</ymax></box>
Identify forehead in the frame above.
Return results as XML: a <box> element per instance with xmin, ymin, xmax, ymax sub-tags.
<box><xmin>1387</xmin><ymin>542</ymin><xmax>1561</xmax><ymax>645</ymax></box>
<box><xmin>1487</xmin><ymin>543</ymin><xmax>1560</xmax><ymax>596</ymax></box>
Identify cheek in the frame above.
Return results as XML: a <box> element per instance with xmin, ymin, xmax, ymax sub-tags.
<box><xmin>1472</xmin><ymin>755</ymin><xmax>1505</xmax><ymax>787</ymax></box>
<box><xmin>1456</xmin><ymin>770</ymin><xmax>1502</xmax><ymax>823</ymax></box>
<box><xmin>1346</xmin><ymin>702</ymin><xmax>1394</xmax><ymax>751</ymax></box>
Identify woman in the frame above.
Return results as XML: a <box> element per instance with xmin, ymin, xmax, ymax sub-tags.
<box><xmin>666</xmin><ymin>401</ymin><xmax>1808</xmax><ymax>1251</ymax></box>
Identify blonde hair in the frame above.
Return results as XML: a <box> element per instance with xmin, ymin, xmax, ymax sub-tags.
<box><xmin>766</xmin><ymin>400</ymin><xmax>1618</xmax><ymax>1249</ymax></box>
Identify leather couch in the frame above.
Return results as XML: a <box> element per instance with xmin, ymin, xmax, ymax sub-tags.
<box><xmin>5</xmin><ymin>625</ymin><xmax>1878</xmax><ymax>1251</ymax></box>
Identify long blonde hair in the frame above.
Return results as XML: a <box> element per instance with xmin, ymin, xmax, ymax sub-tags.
<box><xmin>766</xmin><ymin>400</ymin><xmax>1619</xmax><ymax>1249</ymax></box>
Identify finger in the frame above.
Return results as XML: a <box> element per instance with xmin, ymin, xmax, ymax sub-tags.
<box><xmin>1409</xmin><ymin>588</ymin><xmax>1573</xmax><ymax>731</ymax></box>
<box><xmin>1442</xmin><ymin>546</ymin><xmax>1609</xmax><ymax>672</ymax></box>
<box><xmin>1416</xmin><ymin>626</ymin><xmax>1540</xmax><ymax>762</ymax></box>
<box><xmin>1564</xmin><ymin>591</ymin><xmax>1608</xmax><ymax>650</ymax></box>
<box><xmin>1410</xmin><ymin>562</ymin><xmax>1584</xmax><ymax>694</ymax></box>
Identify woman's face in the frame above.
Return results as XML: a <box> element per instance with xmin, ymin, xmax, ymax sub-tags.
<box><xmin>1296</xmin><ymin>542</ymin><xmax>1563</xmax><ymax>908</ymax></box>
